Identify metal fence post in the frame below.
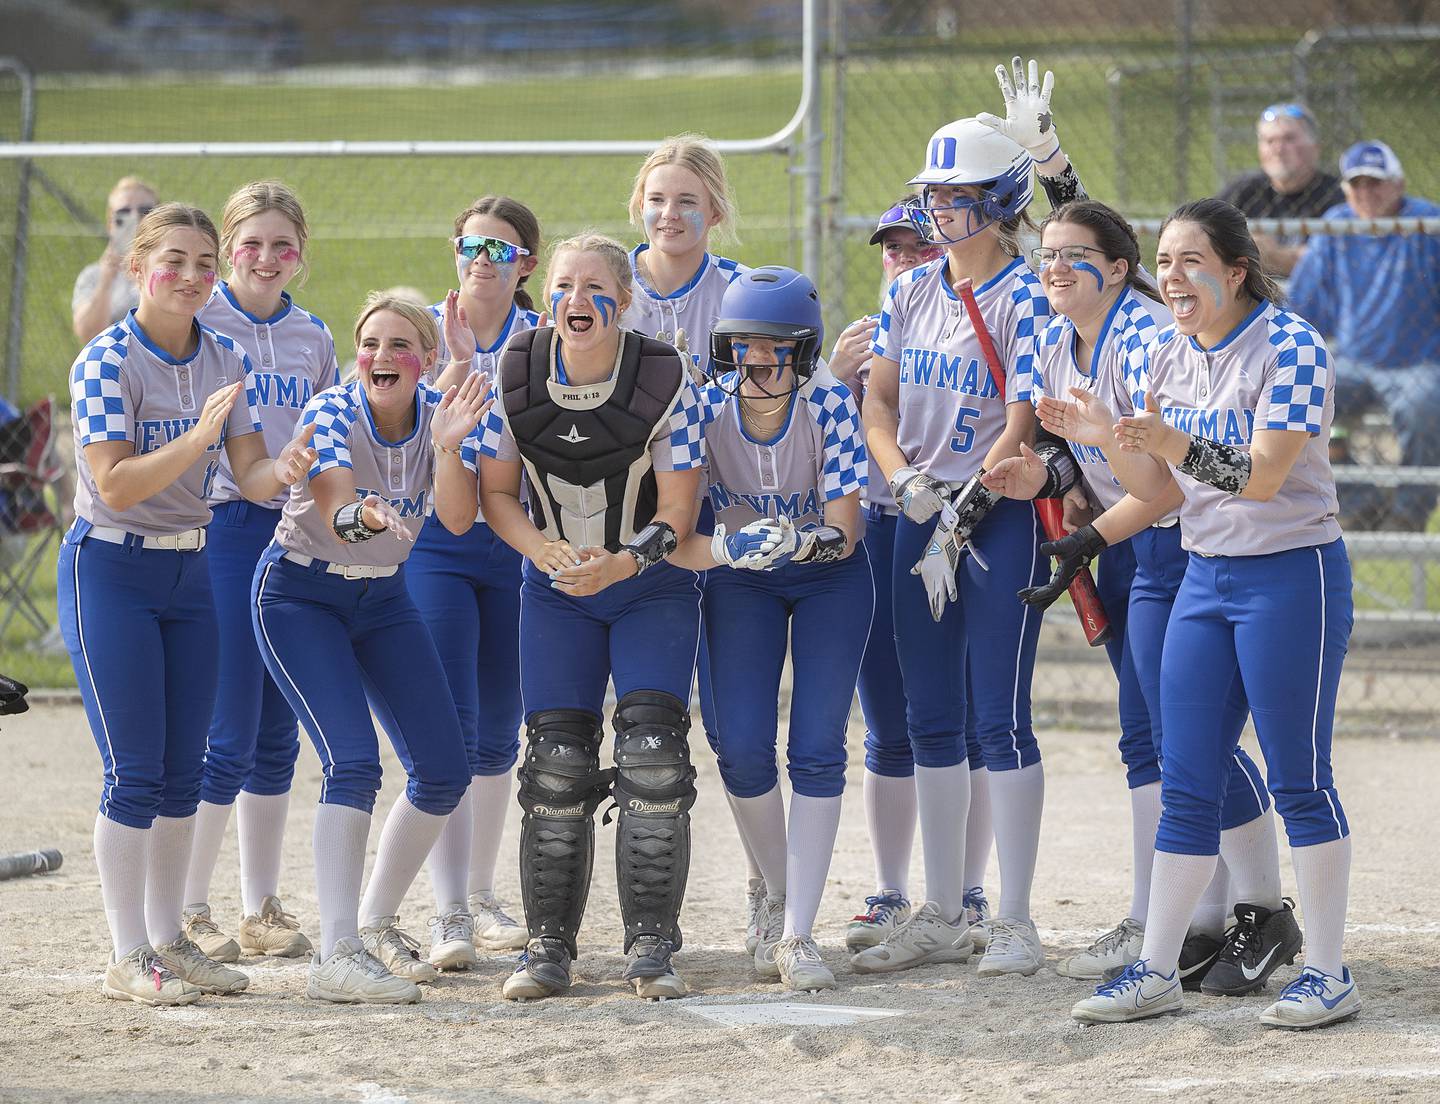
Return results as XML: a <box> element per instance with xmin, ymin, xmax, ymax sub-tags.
<box><xmin>801</xmin><ymin>0</ymin><xmax>824</xmax><ymax>286</ymax></box>
<box><xmin>2</xmin><ymin>57</ymin><xmax>35</xmax><ymax>405</ymax></box>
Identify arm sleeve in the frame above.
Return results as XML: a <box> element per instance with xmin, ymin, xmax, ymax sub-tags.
<box><xmin>1038</xmin><ymin>163</ymin><xmax>1087</xmax><ymax>209</ymax></box>
<box><xmin>70</xmin><ymin>345</ymin><xmax>132</xmax><ymax>446</ymax></box>
<box><xmin>652</xmin><ymin>376</ymin><xmax>707</xmax><ymax>472</ymax></box>
<box><xmin>813</xmin><ymin>383</ymin><xmax>868</xmax><ymax>500</ymax></box>
<box><xmin>1257</xmin><ymin>321</ymin><xmax>1329</xmax><ymax>434</ymax></box>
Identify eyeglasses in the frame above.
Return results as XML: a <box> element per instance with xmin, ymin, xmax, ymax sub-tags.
<box><xmin>1030</xmin><ymin>245</ymin><xmax>1107</xmax><ymax>268</ymax></box>
<box><xmin>453</xmin><ymin>235</ymin><xmax>530</xmax><ymax>264</ymax></box>
<box><xmin>113</xmin><ymin>205</ymin><xmax>154</xmax><ymax>222</ymax></box>
<box><xmin>1259</xmin><ymin>102</ymin><xmax>1316</xmax><ymax>127</ymax></box>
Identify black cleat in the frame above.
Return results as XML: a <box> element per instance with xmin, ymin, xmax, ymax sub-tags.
<box><xmin>1201</xmin><ymin>899</ymin><xmax>1303</xmax><ymax>997</ymax></box>
<box><xmin>502</xmin><ymin>936</ymin><xmax>572</xmax><ymax>1000</ymax></box>
<box><xmin>1177</xmin><ymin>931</ymin><xmax>1226</xmax><ymax>991</ymax></box>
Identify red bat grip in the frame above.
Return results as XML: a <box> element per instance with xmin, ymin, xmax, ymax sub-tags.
<box><xmin>1035</xmin><ymin>497</ymin><xmax>1112</xmax><ymax>647</ymax></box>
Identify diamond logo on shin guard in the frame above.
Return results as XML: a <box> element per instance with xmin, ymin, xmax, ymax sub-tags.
<box><xmin>628</xmin><ymin>798</ymin><xmax>683</xmax><ymax>814</ymax></box>
<box><xmin>533</xmin><ymin>803</ymin><xmax>585</xmax><ymax>817</ymax></box>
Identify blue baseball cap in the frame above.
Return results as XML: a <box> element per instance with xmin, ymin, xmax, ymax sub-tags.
<box><xmin>1340</xmin><ymin>140</ymin><xmax>1403</xmax><ymax>182</ymax></box>
<box><xmin>869</xmin><ymin>202</ymin><xmax>930</xmax><ymax>245</ymax></box>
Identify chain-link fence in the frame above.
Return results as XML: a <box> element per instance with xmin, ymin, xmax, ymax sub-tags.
<box><xmin>2</xmin><ymin>0</ymin><xmax>1438</xmax><ymax>731</ymax></box>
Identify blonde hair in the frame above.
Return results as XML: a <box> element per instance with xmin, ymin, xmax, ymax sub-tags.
<box><xmin>127</xmin><ymin>203</ymin><xmax>219</xmax><ymax>276</ymax></box>
<box><xmin>545</xmin><ymin>233</ymin><xmax>634</xmax><ymax>302</ymax></box>
<box><xmin>108</xmin><ymin>175</ymin><xmax>158</xmax><ymax>212</ymax></box>
<box><xmin>627</xmin><ymin>134</ymin><xmax>738</xmax><ymax>240</ymax></box>
<box><xmin>219</xmin><ymin>180</ymin><xmax>311</xmax><ymax>285</ymax></box>
<box><xmin>352</xmin><ymin>292</ymin><xmax>440</xmax><ymax>354</ymax></box>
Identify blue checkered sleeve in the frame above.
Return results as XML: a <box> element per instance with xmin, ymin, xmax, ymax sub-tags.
<box><xmin>1262</xmin><ymin>312</ymin><xmax>1330</xmax><ymax>434</ymax></box>
<box><xmin>302</xmin><ymin>386</ymin><xmax>358</xmax><ymax>477</ymax></box>
<box><xmin>473</xmin><ymin>406</ymin><xmax>517</xmax><ymax>462</ymax></box>
<box><xmin>871</xmin><ymin>270</ymin><xmax>911</xmax><ymax>362</ymax></box>
<box><xmin>70</xmin><ymin>339</ymin><xmax>131</xmax><ymax>446</ymax></box>
<box><xmin>1007</xmin><ymin>271</ymin><xmax>1050</xmax><ymax>404</ymax></box>
<box><xmin>811</xmin><ymin>380</ymin><xmax>868</xmax><ymax>500</ymax></box>
<box><xmin>1029</xmin><ymin>317</ymin><xmax>1068</xmax><ymax>407</ymax></box>
<box><xmin>658</xmin><ymin>377</ymin><xmax>707</xmax><ymax>472</ymax></box>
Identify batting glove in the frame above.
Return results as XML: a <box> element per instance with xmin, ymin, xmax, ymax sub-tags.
<box><xmin>911</xmin><ymin>497</ymin><xmax>990</xmax><ymax>622</ymax></box>
<box><xmin>975</xmin><ymin>56</ymin><xmax>1063</xmax><ymax>169</ymax></box>
<box><xmin>890</xmin><ymin>466</ymin><xmax>947</xmax><ymax>524</ymax></box>
<box><xmin>1017</xmin><ymin>524</ymin><xmax>1107</xmax><ymax>610</ymax></box>
<box><xmin>711</xmin><ymin>521</ymin><xmax>786</xmax><ymax>570</ymax></box>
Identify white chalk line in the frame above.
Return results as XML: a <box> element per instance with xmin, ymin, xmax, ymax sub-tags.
<box><xmin>1137</xmin><ymin>1065</ymin><xmax>1440</xmax><ymax>1093</ymax></box>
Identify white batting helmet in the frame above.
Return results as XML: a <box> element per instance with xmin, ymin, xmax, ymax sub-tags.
<box><xmin>909</xmin><ymin>117</ymin><xmax>1035</xmax><ymax>214</ymax></box>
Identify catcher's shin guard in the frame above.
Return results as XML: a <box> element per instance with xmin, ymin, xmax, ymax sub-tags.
<box><xmin>516</xmin><ymin>709</ymin><xmax>611</xmax><ymax>958</ymax></box>
<box><xmin>611</xmin><ymin>690</ymin><xmax>697</xmax><ymax>951</ymax></box>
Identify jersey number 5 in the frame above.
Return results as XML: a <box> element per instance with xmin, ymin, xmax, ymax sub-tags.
<box><xmin>950</xmin><ymin>406</ymin><xmax>981</xmax><ymax>453</ymax></box>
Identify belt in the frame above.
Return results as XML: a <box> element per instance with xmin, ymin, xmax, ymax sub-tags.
<box><xmin>1152</xmin><ymin>517</ymin><xmax>1180</xmax><ymax>529</ymax></box>
<box><xmin>87</xmin><ymin>525</ymin><xmax>206</xmax><ymax>551</ymax></box>
<box><xmin>282</xmin><ymin>551</ymin><xmax>398</xmax><ymax>579</ymax></box>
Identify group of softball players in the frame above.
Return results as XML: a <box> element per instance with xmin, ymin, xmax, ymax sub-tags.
<box><xmin>60</xmin><ymin>54</ymin><xmax>1357</xmax><ymax>1031</ymax></box>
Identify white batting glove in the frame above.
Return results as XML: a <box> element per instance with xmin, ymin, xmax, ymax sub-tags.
<box><xmin>711</xmin><ymin>521</ymin><xmax>786</xmax><ymax>569</ymax></box>
<box><xmin>975</xmin><ymin>56</ymin><xmax>1062</xmax><ymax>169</ymax></box>
<box><xmin>890</xmin><ymin>466</ymin><xmax>947</xmax><ymax>524</ymax></box>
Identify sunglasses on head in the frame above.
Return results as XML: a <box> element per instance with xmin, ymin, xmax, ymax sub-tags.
<box><xmin>1260</xmin><ymin>102</ymin><xmax>1315</xmax><ymax>126</ymax></box>
<box><xmin>453</xmin><ymin>235</ymin><xmax>530</xmax><ymax>264</ymax></box>
<box><xmin>113</xmin><ymin>205</ymin><xmax>154</xmax><ymax>221</ymax></box>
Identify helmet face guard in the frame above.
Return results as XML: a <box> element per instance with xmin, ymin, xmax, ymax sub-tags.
<box><xmin>907</xmin><ymin>118</ymin><xmax>1035</xmax><ymax>245</ymax></box>
<box><xmin>708</xmin><ymin>266</ymin><xmax>824</xmax><ymax>398</ymax></box>
<box><xmin>708</xmin><ymin>321</ymin><xmax>821</xmax><ymax>399</ymax></box>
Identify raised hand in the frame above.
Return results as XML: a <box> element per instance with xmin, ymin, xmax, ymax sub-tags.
<box><xmin>432</xmin><ymin>371</ymin><xmax>493</xmax><ymax>452</ymax></box>
<box><xmin>975</xmin><ymin>56</ymin><xmax>1060</xmax><ymax>165</ymax></box>
<box><xmin>273</xmin><ymin>421</ymin><xmax>317</xmax><ymax>486</ymax></box>
<box><xmin>442</xmin><ymin>289</ymin><xmax>477</xmax><ymax>367</ymax></box>
<box><xmin>187</xmin><ymin>382</ymin><xmax>242</xmax><ymax>451</ymax></box>
<box><xmin>1037</xmin><ymin>386</ymin><xmax>1115</xmax><ymax>448</ymax></box>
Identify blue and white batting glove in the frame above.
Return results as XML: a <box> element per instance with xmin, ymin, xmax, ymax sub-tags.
<box><xmin>712</xmin><ymin>520</ymin><xmax>786</xmax><ymax>570</ymax></box>
<box><xmin>890</xmin><ymin>466</ymin><xmax>947</xmax><ymax>524</ymax></box>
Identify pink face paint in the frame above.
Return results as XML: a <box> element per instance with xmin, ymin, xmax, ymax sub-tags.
<box><xmin>202</xmin><ymin>269</ymin><xmax>217</xmax><ymax>284</ymax></box>
<box><xmin>277</xmin><ymin>247</ymin><xmax>300</xmax><ymax>264</ymax></box>
<box><xmin>393</xmin><ymin>351</ymin><xmax>423</xmax><ymax>379</ymax></box>
<box><xmin>147</xmin><ymin>268</ymin><xmax>179</xmax><ymax>295</ymax></box>
<box><xmin>357</xmin><ymin>351</ymin><xmax>376</xmax><ymax>373</ymax></box>
<box><xmin>233</xmin><ymin>246</ymin><xmax>260</xmax><ymax>265</ymax></box>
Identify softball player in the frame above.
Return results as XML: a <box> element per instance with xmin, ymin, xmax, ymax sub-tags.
<box><xmin>459</xmin><ymin>234</ymin><xmax>704</xmax><ymax>1002</ymax></box>
<box><xmin>181</xmin><ymin>182</ymin><xmax>338</xmax><ymax>965</ymax></box>
<box><xmin>60</xmin><ymin>203</ymin><xmax>315</xmax><ymax>1005</ymax></box>
<box><xmin>252</xmin><ymin>294</ymin><xmax>489</xmax><ymax>1005</ymax></box>
<box><xmin>408</xmin><ymin>197</ymin><xmax>542</xmax><ymax>970</ymax></box>
<box><xmin>857</xmin><ymin>58</ymin><xmax>1088</xmax><ymax>978</ymax></box>
<box><xmin>987</xmin><ymin>200</ymin><xmax>1286</xmax><ymax>989</ymax></box>
<box><xmin>826</xmin><ymin>204</ymin><xmax>996</xmax><ymax>954</ymax></box>
<box><xmin>668</xmin><ymin>266</ymin><xmax>871</xmax><ymax>992</ymax></box>
<box><xmin>1070</xmin><ymin>198</ymin><xmax>1356</xmax><ymax>1030</ymax></box>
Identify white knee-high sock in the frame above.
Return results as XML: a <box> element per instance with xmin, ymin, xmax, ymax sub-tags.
<box><xmin>783</xmin><ymin>794</ymin><xmax>842</xmax><ymax>939</ymax></box>
<box><xmin>1140</xmin><ymin>851</ymin><xmax>1219</xmax><ymax>974</ymax></box>
<box><xmin>1291</xmin><ymin>835</ymin><xmax>1351</xmax><ymax>977</ymax></box>
<box><xmin>359</xmin><ymin>795</ymin><xmax>449</xmax><ymax>928</ymax></box>
<box><xmin>468</xmin><ymin>772</ymin><xmax>513</xmax><ymax>897</ymax></box>
<box><xmin>426</xmin><ymin>784</ymin><xmax>473</xmax><ymax>913</ymax></box>
<box><xmin>145</xmin><ymin>814</ymin><xmax>196</xmax><ymax>948</ymax></box>
<box><xmin>182</xmin><ymin>800</ymin><xmax>231</xmax><ymax>911</ymax></box>
<box><xmin>313</xmin><ymin>802</ymin><xmax>371</xmax><ymax>958</ymax></box>
<box><xmin>94</xmin><ymin>815</ymin><xmax>151</xmax><ymax>958</ymax></box>
<box><xmin>727</xmin><ymin>786</ymin><xmax>787</xmax><ymax>895</ymax></box>
<box><xmin>1218</xmin><ymin>808</ymin><xmax>1283</xmax><ymax>910</ymax></box>
<box><xmin>727</xmin><ymin>791</ymin><xmax>766</xmax><ymax>883</ymax></box>
<box><xmin>236</xmin><ymin>791</ymin><xmax>290</xmax><ymax>915</ymax></box>
<box><xmin>862</xmin><ymin>769</ymin><xmax>915</xmax><ymax>895</ymax></box>
<box><xmin>1128</xmin><ymin>782</ymin><xmax>1163</xmax><ymax>921</ymax></box>
<box><xmin>988</xmin><ymin>762</ymin><xmax>1044</xmax><ymax>923</ymax></box>
<box><xmin>913</xmin><ymin>763</ymin><xmax>969</xmax><ymax>920</ymax></box>
<box><xmin>1190</xmin><ymin>858</ymin><xmax>1231</xmax><ymax>937</ymax></box>
<box><xmin>963</xmin><ymin>764</ymin><xmax>993</xmax><ymax>895</ymax></box>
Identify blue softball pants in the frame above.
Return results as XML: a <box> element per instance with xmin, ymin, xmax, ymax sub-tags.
<box><xmin>58</xmin><ymin>524</ymin><xmax>218</xmax><ymax>829</ymax></box>
<box><xmin>890</xmin><ymin>497</ymin><xmax>1048</xmax><ymax>771</ymax></box>
<box><xmin>1090</xmin><ymin>535</ymin><xmax>1161</xmax><ymax>789</ymax></box>
<box><xmin>251</xmin><ymin>544</ymin><xmax>468</xmax><ymax>816</ymax></box>
<box><xmin>704</xmin><ymin>545</ymin><xmax>874</xmax><ymax>799</ymax></box>
<box><xmin>406</xmin><ymin>514</ymin><xmax>524</xmax><ymax>776</ymax></box>
<box><xmin>859</xmin><ymin>507</ymin><xmax>981</xmax><ymax>776</ymax></box>
<box><xmin>1155</xmin><ymin>538</ymin><xmax>1351</xmax><ymax>855</ymax></box>
<box><xmin>200</xmin><ymin>500</ymin><xmax>301</xmax><ymax>804</ymax></box>
<box><xmin>1128</xmin><ymin>524</ymin><xmax>1271</xmax><ymax>833</ymax></box>
<box><xmin>519</xmin><ymin>560</ymin><xmax>702</xmax><ymax>716</ymax></box>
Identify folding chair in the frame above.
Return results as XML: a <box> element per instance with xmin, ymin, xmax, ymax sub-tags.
<box><xmin>0</xmin><ymin>398</ymin><xmax>66</xmax><ymax>641</ymax></box>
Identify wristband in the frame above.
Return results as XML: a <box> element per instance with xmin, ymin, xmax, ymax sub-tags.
<box><xmin>333</xmin><ymin>500</ymin><xmax>381</xmax><ymax>543</ymax></box>
<box><xmin>793</xmin><ymin>525</ymin><xmax>848</xmax><ymax>564</ymax></box>
<box><xmin>622</xmin><ymin>521</ymin><xmax>678</xmax><ymax>575</ymax></box>
<box><xmin>1176</xmin><ymin>435</ymin><xmax>1251</xmax><ymax>495</ymax></box>
<box><xmin>947</xmin><ymin>474</ymin><xmax>1002</xmax><ymax>539</ymax></box>
<box><xmin>1031</xmin><ymin>441</ymin><xmax>1078</xmax><ymax>499</ymax></box>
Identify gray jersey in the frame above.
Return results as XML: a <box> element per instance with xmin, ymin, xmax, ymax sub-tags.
<box><xmin>200</xmin><ymin>284</ymin><xmax>340</xmax><ymax>509</ymax></box>
<box><xmin>72</xmin><ymin>262</ymin><xmax>140</xmax><ymax>330</ymax></box>
<box><xmin>623</xmin><ymin>246</ymin><xmax>746</xmax><ymax>376</ymax></box>
<box><xmin>848</xmin><ymin>314</ymin><xmax>896</xmax><ymax>511</ymax></box>
<box><xmin>1032</xmin><ymin>287</ymin><xmax>1171</xmax><ymax>516</ymax></box>
<box><xmin>697</xmin><ymin>362</ymin><xmax>867</xmax><ymax>536</ymax></box>
<box><xmin>70</xmin><ymin>312</ymin><xmax>261</xmax><ymax>536</ymax></box>
<box><xmin>1140</xmin><ymin>301</ymin><xmax>1341</xmax><ymax>556</ymax></box>
<box><xmin>872</xmin><ymin>256</ymin><xmax>1049</xmax><ymax>485</ymax></box>
<box><xmin>429</xmin><ymin>299</ymin><xmax>542</xmax><ymax>379</ymax></box>
<box><xmin>274</xmin><ymin>380</ymin><xmax>444</xmax><ymax>567</ymax></box>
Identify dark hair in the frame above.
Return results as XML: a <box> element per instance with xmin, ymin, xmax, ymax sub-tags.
<box><xmin>452</xmin><ymin>195</ymin><xmax>542</xmax><ymax>312</ymax></box>
<box><xmin>1159</xmin><ymin>197</ymin><xmax>1285</xmax><ymax>306</ymax></box>
<box><xmin>1041</xmin><ymin>200</ymin><xmax>1161</xmax><ymax>302</ymax></box>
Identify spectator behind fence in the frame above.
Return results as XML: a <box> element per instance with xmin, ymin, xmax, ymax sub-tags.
<box><xmin>70</xmin><ymin>176</ymin><xmax>159</xmax><ymax>343</ymax></box>
<box><xmin>1289</xmin><ymin>140</ymin><xmax>1440</xmax><ymax>531</ymax></box>
<box><xmin>1217</xmin><ymin>103</ymin><xmax>1344</xmax><ymax>276</ymax></box>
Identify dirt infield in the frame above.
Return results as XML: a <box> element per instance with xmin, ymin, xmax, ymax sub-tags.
<box><xmin>1</xmin><ymin>702</ymin><xmax>1437</xmax><ymax>1103</ymax></box>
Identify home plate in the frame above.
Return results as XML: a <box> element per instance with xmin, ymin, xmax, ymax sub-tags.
<box><xmin>686</xmin><ymin>1003</ymin><xmax>912</xmax><ymax>1028</ymax></box>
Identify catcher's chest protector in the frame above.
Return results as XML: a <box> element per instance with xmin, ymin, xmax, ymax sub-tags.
<box><xmin>500</xmin><ymin>327</ymin><xmax>685</xmax><ymax>552</ymax></box>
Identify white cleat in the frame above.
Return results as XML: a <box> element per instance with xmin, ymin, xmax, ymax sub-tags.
<box><xmin>467</xmin><ymin>891</ymin><xmax>527</xmax><ymax>952</ymax></box>
<box><xmin>182</xmin><ymin>904</ymin><xmax>240</xmax><ymax>963</ymax></box>
<box><xmin>429</xmin><ymin>908</ymin><xmax>481</xmax><ymax>971</ymax></box>
<box><xmin>155</xmin><ymin>934</ymin><xmax>250</xmax><ymax>994</ymax></box>
<box><xmin>1057</xmin><ymin>917</ymin><xmax>1145</xmax><ymax>980</ymax></box>
<box><xmin>976</xmin><ymin>916</ymin><xmax>1046</xmax><ymax>978</ymax></box>
<box><xmin>844</xmin><ymin>890</ymin><xmax>912</xmax><ymax>953</ymax></box>
<box><xmin>962</xmin><ymin>887</ymin><xmax>992</xmax><ymax>950</ymax></box>
<box><xmin>1071</xmin><ymin>959</ymin><xmax>1183</xmax><ymax>1024</ymax></box>
<box><xmin>238</xmin><ymin>895</ymin><xmax>313</xmax><ymax>958</ymax></box>
<box><xmin>103</xmin><ymin>945</ymin><xmax>202</xmax><ymax>1006</ymax></box>
<box><xmin>360</xmin><ymin>916</ymin><xmax>438</xmax><ymax>984</ymax></box>
<box><xmin>744</xmin><ymin>877</ymin><xmax>767</xmax><ymax>955</ymax></box>
<box><xmin>752</xmin><ymin>894</ymin><xmax>786</xmax><ymax>980</ymax></box>
<box><xmin>307</xmin><ymin>936</ymin><xmax>420</xmax><ymax>1004</ymax></box>
<box><xmin>776</xmin><ymin>935</ymin><xmax>837</xmax><ymax>992</ymax></box>
<box><xmin>850</xmin><ymin>901</ymin><xmax>973</xmax><ymax>974</ymax></box>
<box><xmin>1259</xmin><ymin>966</ymin><xmax>1362</xmax><ymax>1030</ymax></box>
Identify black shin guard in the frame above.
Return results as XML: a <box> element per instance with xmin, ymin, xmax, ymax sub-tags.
<box><xmin>516</xmin><ymin>709</ymin><xmax>611</xmax><ymax>958</ymax></box>
<box><xmin>610</xmin><ymin>690</ymin><xmax>697</xmax><ymax>952</ymax></box>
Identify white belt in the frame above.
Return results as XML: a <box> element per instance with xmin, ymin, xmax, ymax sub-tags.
<box><xmin>282</xmin><ymin>551</ymin><xmax>398</xmax><ymax>579</ymax></box>
<box><xmin>87</xmin><ymin>525</ymin><xmax>206</xmax><ymax>551</ymax></box>
<box><xmin>1152</xmin><ymin>517</ymin><xmax>1180</xmax><ymax>529</ymax></box>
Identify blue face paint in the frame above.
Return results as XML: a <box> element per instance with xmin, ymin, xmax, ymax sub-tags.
<box><xmin>731</xmin><ymin>340</ymin><xmax>749</xmax><ymax>367</ymax></box>
<box><xmin>1073</xmin><ymin>260</ymin><xmax>1105</xmax><ymax>293</ymax></box>
<box><xmin>594</xmin><ymin>295</ymin><xmax>616</xmax><ymax>327</ymax></box>
<box><xmin>682</xmin><ymin>210</ymin><xmax>706</xmax><ymax>237</ymax></box>
<box><xmin>775</xmin><ymin>345</ymin><xmax>794</xmax><ymax>368</ymax></box>
<box><xmin>549</xmin><ymin>291</ymin><xmax>564</xmax><ymax>320</ymax></box>
<box><xmin>1192</xmin><ymin>270</ymin><xmax>1225</xmax><ymax>310</ymax></box>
